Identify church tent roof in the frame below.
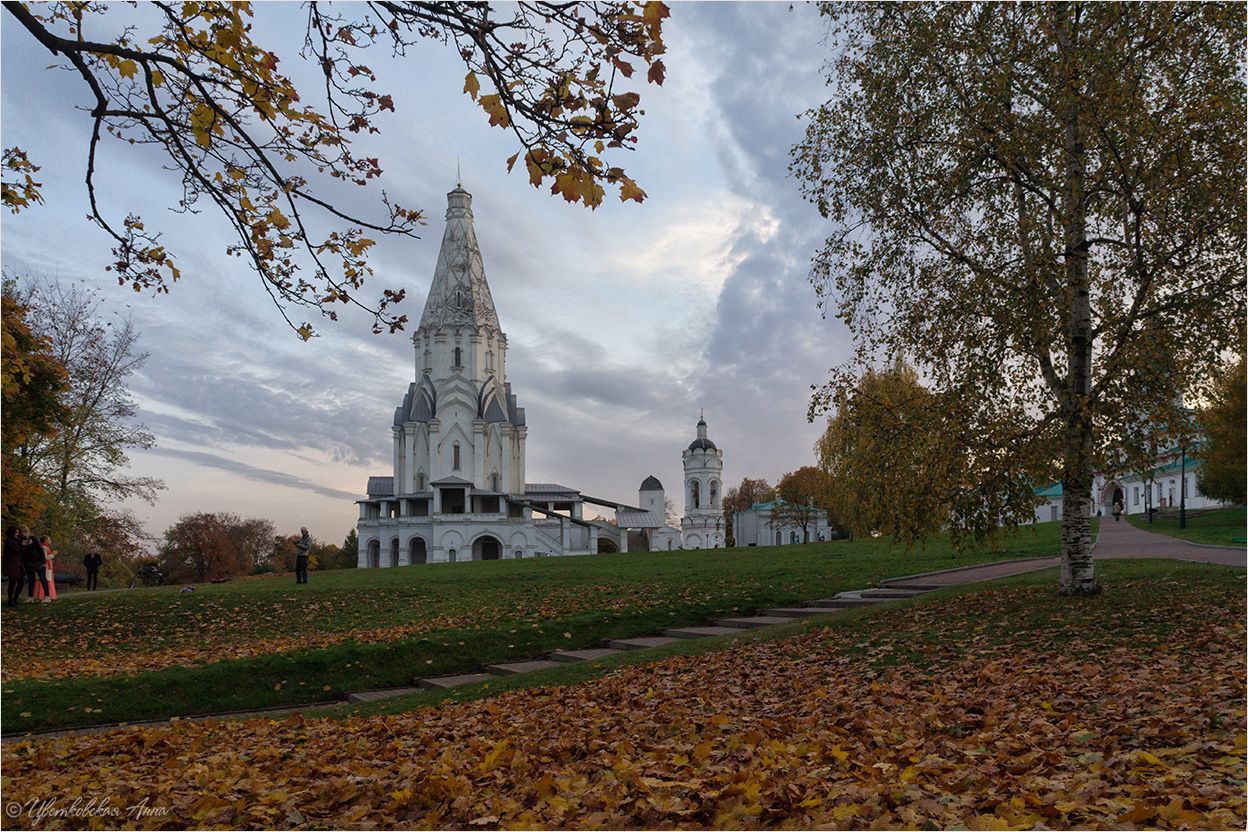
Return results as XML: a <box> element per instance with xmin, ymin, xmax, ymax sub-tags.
<box><xmin>417</xmin><ymin>186</ymin><xmax>501</xmax><ymax>335</ymax></box>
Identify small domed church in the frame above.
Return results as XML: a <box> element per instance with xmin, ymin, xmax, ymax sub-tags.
<box><xmin>354</xmin><ymin>184</ymin><xmax>726</xmax><ymax>565</ymax></box>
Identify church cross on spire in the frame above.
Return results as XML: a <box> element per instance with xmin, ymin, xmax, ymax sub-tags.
<box><xmin>456</xmin><ymin>156</ymin><xmax>462</xmax><ymax>188</ymax></box>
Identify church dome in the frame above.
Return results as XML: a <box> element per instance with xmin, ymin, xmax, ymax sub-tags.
<box><xmin>639</xmin><ymin>475</ymin><xmax>664</xmax><ymax>491</ymax></box>
<box><xmin>687</xmin><ymin>437</ymin><xmax>718</xmax><ymax>451</ymax></box>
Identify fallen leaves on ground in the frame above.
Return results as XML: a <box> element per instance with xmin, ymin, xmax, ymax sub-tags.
<box><xmin>3</xmin><ymin>580</ymin><xmax>1243</xmax><ymax>830</ymax></box>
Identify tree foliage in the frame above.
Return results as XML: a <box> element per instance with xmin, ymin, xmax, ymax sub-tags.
<box><xmin>722</xmin><ymin>477</ymin><xmax>775</xmax><ymax>547</ymax></box>
<box><xmin>0</xmin><ymin>284</ymin><xmax>67</xmax><ymax>529</ymax></box>
<box><xmin>159</xmin><ymin>512</ymin><xmax>242</xmax><ymax>582</ymax></box>
<box><xmin>792</xmin><ymin>2</ymin><xmax>1245</xmax><ymax>592</ymax></box>
<box><xmin>773</xmin><ymin>466</ymin><xmax>832</xmax><ymax>544</ymax></box>
<box><xmin>1196</xmin><ymin>357</ymin><xmax>1246</xmax><ymax>506</ymax></box>
<box><xmin>16</xmin><ymin>278</ymin><xmax>164</xmax><ymax>509</ymax></box>
<box><xmin>4</xmin><ymin>1</ymin><xmax>669</xmax><ymax>338</ymax></box>
<box><xmin>816</xmin><ymin>361</ymin><xmax>961</xmax><ymax>544</ymax></box>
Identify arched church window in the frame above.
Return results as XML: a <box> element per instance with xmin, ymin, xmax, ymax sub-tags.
<box><xmin>423</xmin><ymin>350</ymin><xmax>431</xmax><ymax>373</ymax></box>
<box><xmin>453</xmin><ymin>347</ymin><xmax>463</xmax><ymax>368</ymax></box>
<box><xmin>417</xmin><ymin>472</ymin><xmax>425</xmax><ymax>491</ymax></box>
<box><xmin>453</xmin><ymin>442</ymin><xmax>461</xmax><ymax>470</ymax></box>
<box><xmin>691</xmin><ymin>480</ymin><xmax>701</xmax><ymax>510</ymax></box>
<box><xmin>486</xmin><ymin>350</ymin><xmax>494</xmax><ymax>372</ymax></box>
<box><xmin>491</xmin><ymin>472</ymin><xmax>500</xmax><ymax>491</ymax></box>
<box><xmin>710</xmin><ymin>480</ymin><xmax>719</xmax><ymax>506</ymax></box>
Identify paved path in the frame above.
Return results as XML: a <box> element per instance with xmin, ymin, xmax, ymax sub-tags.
<box><xmin>1096</xmin><ymin>516</ymin><xmax>1246</xmax><ymax>566</ymax></box>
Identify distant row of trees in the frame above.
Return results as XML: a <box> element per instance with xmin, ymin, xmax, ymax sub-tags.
<box><xmin>813</xmin><ymin>358</ymin><xmax>1247</xmax><ymax>547</ymax></box>
<box><xmin>718</xmin><ymin>352</ymin><xmax>1243</xmax><ymax>552</ymax></box>
<box><xmin>153</xmin><ymin>513</ymin><xmax>357</xmax><ymax>584</ymax></box>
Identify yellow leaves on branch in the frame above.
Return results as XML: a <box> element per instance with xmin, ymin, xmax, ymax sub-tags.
<box><xmin>1</xmin><ymin>148</ymin><xmax>43</xmax><ymax>214</ymax></box>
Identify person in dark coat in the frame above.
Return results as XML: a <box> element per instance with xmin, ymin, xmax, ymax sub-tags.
<box><xmin>83</xmin><ymin>551</ymin><xmax>103</xmax><ymax>591</ymax></box>
<box><xmin>21</xmin><ymin>529</ymin><xmax>50</xmax><ymax>602</ymax></box>
<box><xmin>4</xmin><ymin>527</ymin><xmax>24</xmax><ymax>606</ymax></box>
<box><xmin>295</xmin><ymin>527</ymin><xmax>312</xmax><ymax>584</ymax></box>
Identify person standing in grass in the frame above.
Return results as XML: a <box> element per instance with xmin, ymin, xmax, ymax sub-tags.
<box><xmin>21</xmin><ymin>528</ymin><xmax>49</xmax><ymax>603</ymax></box>
<box><xmin>4</xmin><ymin>527</ymin><xmax>24</xmax><ymax>607</ymax></box>
<box><xmin>83</xmin><ymin>551</ymin><xmax>103</xmax><ymax>591</ymax></box>
<box><xmin>295</xmin><ymin>527</ymin><xmax>312</xmax><ymax>584</ymax></box>
<box><xmin>34</xmin><ymin>536</ymin><xmax>57</xmax><ymax>601</ymax></box>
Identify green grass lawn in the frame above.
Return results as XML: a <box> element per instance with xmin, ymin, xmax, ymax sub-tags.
<box><xmin>1126</xmin><ymin>505</ymin><xmax>1246</xmax><ymax>546</ymax></box>
<box><xmin>1</xmin><ymin>523</ymin><xmax>1076</xmax><ymax>734</ymax></box>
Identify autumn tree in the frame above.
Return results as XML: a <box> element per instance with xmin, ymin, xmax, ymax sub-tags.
<box><xmin>793</xmin><ymin>3</ymin><xmax>1245</xmax><ymax>593</ymax></box>
<box><xmin>17</xmin><ymin>278</ymin><xmax>164</xmax><ymax>512</ymax></box>
<box><xmin>222</xmin><ymin>515</ymin><xmax>275</xmax><ymax>575</ymax></box>
<box><xmin>722</xmin><ymin>477</ymin><xmax>775</xmax><ymax>546</ymax></box>
<box><xmin>158</xmin><ymin>512</ymin><xmax>239</xmax><ymax>582</ymax></box>
<box><xmin>3</xmin><ymin>1</ymin><xmax>669</xmax><ymax>338</ymax></box>
<box><xmin>0</xmin><ymin>283</ymin><xmax>66</xmax><ymax>529</ymax></box>
<box><xmin>773</xmin><ymin>467</ymin><xmax>832</xmax><ymax>544</ymax></box>
<box><xmin>1196</xmin><ymin>357</ymin><xmax>1246</xmax><ymax>506</ymax></box>
<box><xmin>816</xmin><ymin>361</ymin><xmax>962</xmax><ymax>543</ymax></box>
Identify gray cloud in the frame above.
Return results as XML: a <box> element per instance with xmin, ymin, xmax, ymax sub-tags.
<box><xmin>145</xmin><ymin>448</ymin><xmax>359</xmax><ymax>502</ymax></box>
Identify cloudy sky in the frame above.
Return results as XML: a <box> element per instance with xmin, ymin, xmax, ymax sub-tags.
<box><xmin>1</xmin><ymin>3</ymin><xmax>854</xmax><ymax>544</ymax></box>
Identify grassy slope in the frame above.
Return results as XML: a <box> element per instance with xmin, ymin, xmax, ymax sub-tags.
<box><xmin>1126</xmin><ymin>505</ymin><xmax>1246</xmax><ymax>546</ymax></box>
<box><xmin>321</xmin><ymin>555</ymin><xmax>1235</xmax><ymax>722</ymax></box>
<box><xmin>2</xmin><ymin>525</ymin><xmax>1070</xmax><ymax>734</ymax></box>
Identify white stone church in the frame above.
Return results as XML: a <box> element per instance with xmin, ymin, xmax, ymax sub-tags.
<box><xmin>355</xmin><ymin>185</ymin><xmax>726</xmax><ymax>566</ymax></box>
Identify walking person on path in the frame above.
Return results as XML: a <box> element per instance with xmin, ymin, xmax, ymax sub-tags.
<box><xmin>83</xmin><ymin>551</ymin><xmax>103</xmax><ymax>591</ymax></box>
<box><xmin>4</xmin><ymin>527</ymin><xmax>25</xmax><ymax>607</ymax></box>
<box><xmin>295</xmin><ymin>527</ymin><xmax>312</xmax><ymax>584</ymax></box>
<box><xmin>1112</xmin><ymin>499</ymin><xmax>1123</xmax><ymax>523</ymax></box>
<box><xmin>21</xmin><ymin>528</ymin><xmax>50</xmax><ymax>603</ymax></box>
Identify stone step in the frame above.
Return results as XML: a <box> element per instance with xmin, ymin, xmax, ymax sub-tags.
<box><xmin>418</xmin><ymin>673</ymin><xmax>495</xmax><ymax>690</ymax></box>
<box><xmin>548</xmin><ymin>648</ymin><xmax>623</xmax><ymax>663</ymax></box>
<box><xmin>347</xmin><ymin>686</ymin><xmax>422</xmax><ymax>703</ymax></box>
<box><xmin>608</xmin><ymin>636</ymin><xmax>682</xmax><ymax>651</ymax></box>
<box><xmin>859</xmin><ymin>588</ymin><xmax>928</xmax><ymax>599</ymax></box>
<box><xmin>715</xmin><ymin>616</ymin><xmax>796</xmax><ymax>629</ymax></box>
<box><xmin>485</xmin><ymin>659</ymin><xmax>564</xmax><ymax>676</ymax></box>
<box><xmin>878</xmin><ymin>582</ymin><xmax>947</xmax><ymax>591</ymax></box>
<box><xmin>765</xmin><ymin>607</ymin><xmax>840</xmax><ymax>618</ymax></box>
<box><xmin>663</xmin><ymin>626</ymin><xmax>743</xmax><ymax>640</ymax></box>
<box><xmin>806</xmin><ymin>597</ymin><xmax>885</xmax><ymax>609</ymax></box>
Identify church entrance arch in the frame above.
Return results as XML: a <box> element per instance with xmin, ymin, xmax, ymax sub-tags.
<box><xmin>409</xmin><ymin>536</ymin><xmax>427</xmax><ymax>564</ymax></box>
<box><xmin>1099</xmin><ymin>480</ymin><xmax>1124</xmax><ymax>514</ymax></box>
<box><xmin>367</xmin><ymin>539</ymin><xmax>380</xmax><ymax>568</ymax></box>
<box><xmin>473</xmin><ymin>535</ymin><xmax>501</xmax><ymax>561</ymax></box>
<box><xmin>597</xmin><ymin>537</ymin><xmax>619</xmax><ymax>554</ymax></box>
<box><xmin>390</xmin><ymin>538</ymin><xmax>400</xmax><ymax>568</ymax></box>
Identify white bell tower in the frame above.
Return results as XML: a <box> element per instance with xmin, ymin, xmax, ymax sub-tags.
<box><xmin>681</xmin><ymin>411</ymin><xmax>724</xmax><ymax>549</ymax></box>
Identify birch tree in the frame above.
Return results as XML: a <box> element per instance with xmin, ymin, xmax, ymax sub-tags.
<box><xmin>792</xmin><ymin>2</ymin><xmax>1245</xmax><ymax>593</ymax></box>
